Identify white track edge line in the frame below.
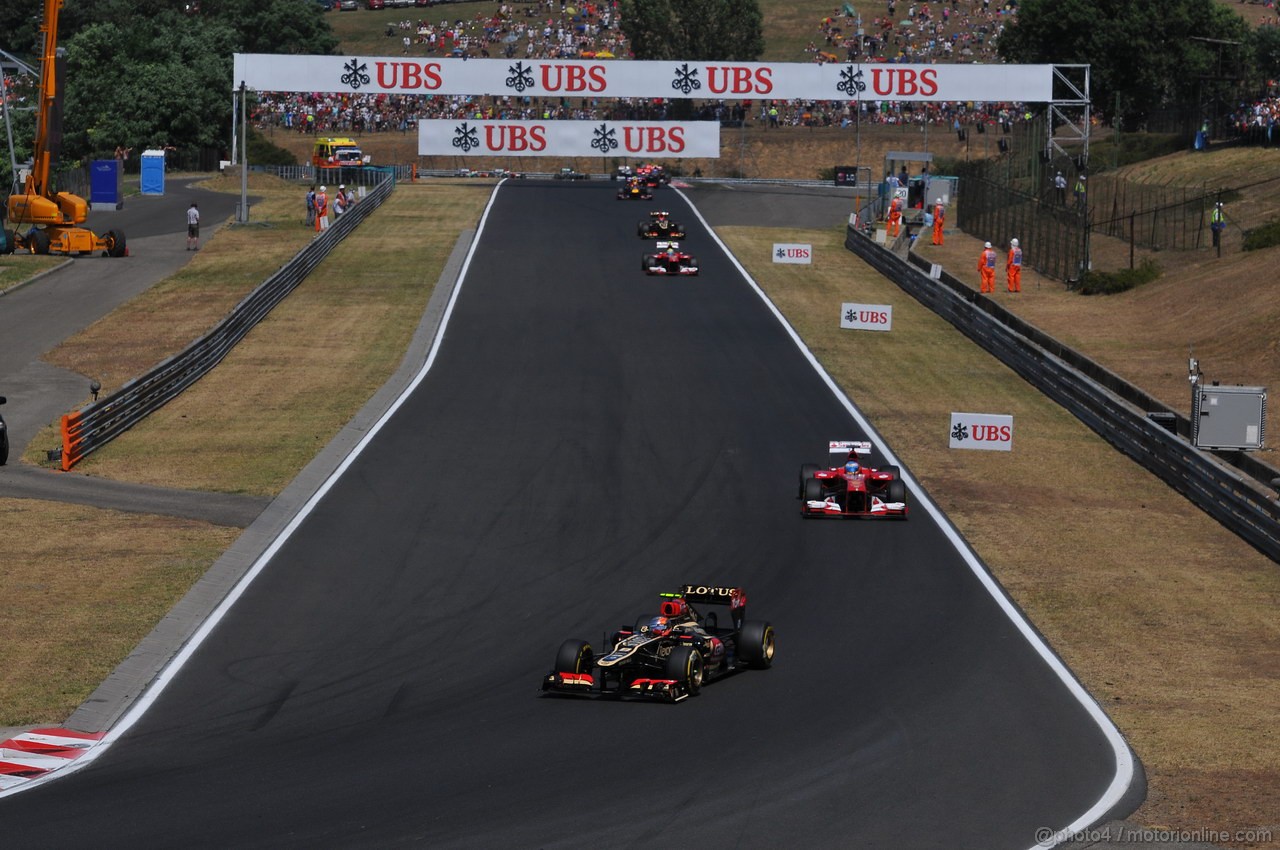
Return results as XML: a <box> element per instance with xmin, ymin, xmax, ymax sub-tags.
<box><xmin>673</xmin><ymin>186</ymin><xmax>1135</xmax><ymax>850</ymax></box>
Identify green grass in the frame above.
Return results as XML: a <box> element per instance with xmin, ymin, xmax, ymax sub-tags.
<box><xmin>0</xmin><ymin>255</ymin><xmax>66</xmax><ymax>290</ymax></box>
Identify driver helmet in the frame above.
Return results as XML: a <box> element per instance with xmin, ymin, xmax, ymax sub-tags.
<box><xmin>1010</xmin><ymin>238</ymin><xmax>1019</xmax><ymax>247</ymax></box>
<box><xmin>844</xmin><ymin>459</ymin><xmax>861</xmax><ymax>476</ymax></box>
<box><xmin>646</xmin><ymin>616</ymin><xmax>671</xmax><ymax>636</ymax></box>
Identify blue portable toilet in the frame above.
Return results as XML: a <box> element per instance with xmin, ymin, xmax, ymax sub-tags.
<box><xmin>89</xmin><ymin>159</ymin><xmax>123</xmax><ymax>210</ymax></box>
<box><xmin>140</xmin><ymin>149</ymin><xmax>166</xmax><ymax>195</ymax></box>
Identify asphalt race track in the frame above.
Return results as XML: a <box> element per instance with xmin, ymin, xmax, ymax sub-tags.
<box><xmin>0</xmin><ymin>181</ymin><xmax>1137</xmax><ymax>848</ymax></box>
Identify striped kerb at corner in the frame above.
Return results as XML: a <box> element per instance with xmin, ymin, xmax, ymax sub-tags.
<box><xmin>0</xmin><ymin>728</ymin><xmax>105</xmax><ymax>790</ymax></box>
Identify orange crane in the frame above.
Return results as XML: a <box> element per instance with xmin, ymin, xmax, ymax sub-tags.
<box><xmin>4</xmin><ymin>0</ymin><xmax>125</xmax><ymax>257</ymax></box>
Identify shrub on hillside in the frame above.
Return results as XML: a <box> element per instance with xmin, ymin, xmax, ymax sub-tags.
<box><xmin>1077</xmin><ymin>258</ymin><xmax>1161</xmax><ymax>295</ymax></box>
<box><xmin>1242</xmin><ymin>219</ymin><xmax>1280</xmax><ymax>251</ymax></box>
<box><xmin>1089</xmin><ymin>133</ymin><xmax>1184</xmax><ymax>169</ymax></box>
<box><xmin>245</xmin><ymin>129</ymin><xmax>297</xmax><ymax>167</ymax></box>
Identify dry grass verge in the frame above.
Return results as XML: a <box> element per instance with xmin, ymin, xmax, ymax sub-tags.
<box><xmin>0</xmin><ymin>501</ymin><xmax>239</xmax><ymax>725</ymax></box>
<box><xmin>722</xmin><ymin>223</ymin><xmax>1280</xmax><ymax>848</ymax></box>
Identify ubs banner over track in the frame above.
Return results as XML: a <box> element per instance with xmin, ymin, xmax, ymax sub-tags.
<box><xmin>419</xmin><ymin>120</ymin><xmax>718</xmax><ymax>158</ymax></box>
<box><xmin>232</xmin><ymin>55</ymin><xmax>1054</xmax><ymax>103</ymax></box>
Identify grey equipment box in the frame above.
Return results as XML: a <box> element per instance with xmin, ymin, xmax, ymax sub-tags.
<box><xmin>1192</xmin><ymin>385</ymin><xmax>1267</xmax><ymax>450</ymax></box>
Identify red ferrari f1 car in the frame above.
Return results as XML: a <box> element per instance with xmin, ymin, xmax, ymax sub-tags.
<box><xmin>542</xmin><ymin>585</ymin><xmax>775</xmax><ymax>703</ymax></box>
<box><xmin>637</xmin><ymin>210</ymin><xmax>686</xmax><ymax>239</ymax></box>
<box><xmin>641</xmin><ymin>241</ymin><xmax>699</xmax><ymax>275</ymax></box>
<box><xmin>799</xmin><ymin>440</ymin><xmax>908</xmax><ymax>518</ymax></box>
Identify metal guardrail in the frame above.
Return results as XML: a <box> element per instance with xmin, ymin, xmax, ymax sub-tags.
<box><xmin>844</xmin><ymin>224</ymin><xmax>1280</xmax><ymax>563</ymax></box>
<box><xmin>59</xmin><ymin>174</ymin><xmax>397</xmax><ymax>470</ymax></box>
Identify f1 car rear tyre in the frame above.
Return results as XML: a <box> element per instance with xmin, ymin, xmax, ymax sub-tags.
<box><xmin>887</xmin><ymin>479</ymin><xmax>907</xmax><ymax>505</ymax></box>
<box><xmin>882</xmin><ymin>465</ymin><xmax>901</xmax><ymax>480</ymax></box>
<box><xmin>738</xmin><ymin>620</ymin><xmax>775</xmax><ymax>669</ymax></box>
<box><xmin>665</xmin><ymin>646</ymin><xmax>703</xmax><ymax>695</ymax></box>
<box><xmin>0</xmin><ymin>431</ymin><xmax>8</xmax><ymax>466</ymax></box>
<box><xmin>803</xmin><ymin>476</ymin><xmax>824</xmax><ymax>503</ymax></box>
<box><xmin>554</xmin><ymin>639</ymin><xmax>593</xmax><ymax>675</ymax></box>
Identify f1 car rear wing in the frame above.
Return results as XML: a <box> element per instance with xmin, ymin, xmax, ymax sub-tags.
<box><xmin>676</xmin><ymin>584</ymin><xmax>746</xmax><ymax>630</ymax></box>
<box><xmin>829</xmin><ymin>440</ymin><xmax>872</xmax><ymax>458</ymax></box>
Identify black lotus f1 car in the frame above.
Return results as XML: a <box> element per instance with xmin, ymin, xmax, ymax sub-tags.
<box><xmin>637</xmin><ymin>211</ymin><xmax>686</xmax><ymax>239</ymax></box>
<box><xmin>799</xmin><ymin>440</ymin><xmax>908</xmax><ymax>518</ymax></box>
<box><xmin>542</xmin><ymin>585</ymin><xmax>775</xmax><ymax>703</ymax></box>
<box><xmin>641</xmin><ymin>241</ymin><xmax>699</xmax><ymax>276</ymax></box>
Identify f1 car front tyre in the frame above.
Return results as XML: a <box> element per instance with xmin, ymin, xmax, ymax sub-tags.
<box><xmin>665</xmin><ymin>646</ymin><xmax>704</xmax><ymax>695</ymax></box>
<box><xmin>798</xmin><ymin>463</ymin><xmax>820</xmax><ymax>495</ymax></box>
<box><xmin>0</xmin><ymin>431</ymin><xmax>8</xmax><ymax>466</ymax></box>
<box><xmin>803</xmin><ymin>476</ymin><xmax>824</xmax><ymax>503</ymax></box>
<box><xmin>555</xmin><ymin>639</ymin><xmax>593</xmax><ymax>675</ymax></box>
<box><xmin>887</xmin><ymin>479</ymin><xmax>907</xmax><ymax>505</ymax></box>
<box><xmin>738</xmin><ymin>621</ymin><xmax>775</xmax><ymax>669</ymax></box>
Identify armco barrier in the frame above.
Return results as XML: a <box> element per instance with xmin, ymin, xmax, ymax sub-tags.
<box><xmin>60</xmin><ymin>174</ymin><xmax>396</xmax><ymax>470</ymax></box>
<box><xmin>844</xmin><ymin>225</ymin><xmax>1280</xmax><ymax>563</ymax></box>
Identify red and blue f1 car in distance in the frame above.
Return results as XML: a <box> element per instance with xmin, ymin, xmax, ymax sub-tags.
<box><xmin>542</xmin><ymin>585</ymin><xmax>775</xmax><ymax>703</ymax></box>
<box><xmin>641</xmin><ymin>241</ymin><xmax>699</xmax><ymax>275</ymax></box>
<box><xmin>799</xmin><ymin>440</ymin><xmax>908</xmax><ymax>518</ymax></box>
<box><xmin>637</xmin><ymin>210</ymin><xmax>686</xmax><ymax>239</ymax></box>
<box><xmin>617</xmin><ymin>177</ymin><xmax>654</xmax><ymax>200</ymax></box>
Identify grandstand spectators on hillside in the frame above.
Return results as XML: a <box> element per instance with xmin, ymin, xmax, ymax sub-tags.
<box><xmin>815</xmin><ymin>0</ymin><xmax>1017</xmax><ymax>64</ymax></box>
<box><xmin>1228</xmin><ymin>93</ymin><xmax>1280</xmax><ymax>146</ymax></box>
<box><xmin>388</xmin><ymin>0</ymin><xmax>628</xmax><ymax>61</ymax></box>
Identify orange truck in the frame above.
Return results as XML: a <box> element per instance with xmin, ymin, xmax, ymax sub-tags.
<box><xmin>4</xmin><ymin>0</ymin><xmax>126</xmax><ymax>257</ymax></box>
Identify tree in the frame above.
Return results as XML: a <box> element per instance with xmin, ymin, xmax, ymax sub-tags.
<box><xmin>618</xmin><ymin>0</ymin><xmax>764</xmax><ymax>61</ymax></box>
<box><xmin>997</xmin><ymin>0</ymin><xmax>1250</xmax><ymax>127</ymax></box>
<box><xmin>61</xmin><ymin>14</ymin><xmax>241</xmax><ymax>159</ymax></box>
<box><xmin>3</xmin><ymin>0</ymin><xmax>339</xmax><ymax>170</ymax></box>
<box><xmin>1246</xmin><ymin>26</ymin><xmax>1280</xmax><ymax>87</ymax></box>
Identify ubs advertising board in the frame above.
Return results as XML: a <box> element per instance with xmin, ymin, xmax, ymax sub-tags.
<box><xmin>419</xmin><ymin>120</ymin><xmax>719</xmax><ymax>158</ymax></box>
<box><xmin>232</xmin><ymin>55</ymin><xmax>1055</xmax><ymax>103</ymax></box>
<box><xmin>949</xmin><ymin>412</ymin><xmax>1014</xmax><ymax>452</ymax></box>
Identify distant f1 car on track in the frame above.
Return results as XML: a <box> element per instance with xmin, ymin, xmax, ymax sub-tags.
<box><xmin>637</xmin><ymin>211</ymin><xmax>686</xmax><ymax>239</ymax></box>
<box><xmin>799</xmin><ymin>440</ymin><xmax>908</xmax><ymax>518</ymax></box>
<box><xmin>542</xmin><ymin>585</ymin><xmax>774</xmax><ymax>703</ymax></box>
<box><xmin>641</xmin><ymin>241</ymin><xmax>699</xmax><ymax>276</ymax></box>
<box><xmin>617</xmin><ymin>178</ymin><xmax>654</xmax><ymax>200</ymax></box>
